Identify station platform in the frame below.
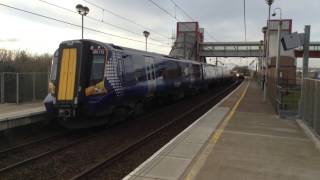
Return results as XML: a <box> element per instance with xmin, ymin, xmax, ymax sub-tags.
<box><xmin>124</xmin><ymin>79</ymin><xmax>320</xmax><ymax>180</ymax></box>
<box><xmin>0</xmin><ymin>102</ymin><xmax>45</xmax><ymax>131</ymax></box>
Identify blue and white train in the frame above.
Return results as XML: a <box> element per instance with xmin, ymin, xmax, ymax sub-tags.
<box><xmin>44</xmin><ymin>39</ymin><xmax>234</xmax><ymax>128</ymax></box>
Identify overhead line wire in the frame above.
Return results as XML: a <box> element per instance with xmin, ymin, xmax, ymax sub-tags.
<box><xmin>38</xmin><ymin>0</ymin><xmax>169</xmax><ymax>46</ymax></box>
<box><xmin>148</xmin><ymin>0</ymin><xmax>179</xmax><ymax>20</ymax></box>
<box><xmin>170</xmin><ymin>0</ymin><xmax>194</xmax><ymax>21</ymax></box>
<box><xmin>82</xmin><ymin>0</ymin><xmax>171</xmax><ymax>40</ymax></box>
<box><xmin>169</xmin><ymin>0</ymin><xmax>218</xmax><ymax>41</ymax></box>
<box><xmin>244</xmin><ymin>0</ymin><xmax>247</xmax><ymax>41</ymax></box>
<box><xmin>0</xmin><ymin>3</ymin><xmax>170</xmax><ymax>47</ymax></box>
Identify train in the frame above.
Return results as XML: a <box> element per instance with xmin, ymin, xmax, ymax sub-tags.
<box><xmin>44</xmin><ymin>39</ymin><xmax>235</xmax><ymax>128</ymax></box>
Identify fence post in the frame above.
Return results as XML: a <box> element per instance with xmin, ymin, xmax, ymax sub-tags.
<box><xmin>16</xmin><ymin>73</ymin><xmax>19</xmax><ymax>104</ymax></box>
<box><xmin>33</xmin><ymin>72</ymin><xmax>36</xmax><ymax>101</ymax></box>
<box><xmin>313</xmin><ymin>81</ymin><xmax>318</xmax><ymax>129</ymax></box>
<box><xmin>302</xmin><ymin>80</ymin><xmax>307</xmax><ymax>122</ymax></box>
<box><xmin>299</xmin><ymin>25</ymin><xmax>311</xmax><ymax>118</ymax></box>
<box><xmin>1</xmin><ymin>72</ymin><xmax>4</xmax><ymax>103</ymax></box>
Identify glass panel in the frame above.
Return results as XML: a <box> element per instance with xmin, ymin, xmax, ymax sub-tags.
<box><xmin>90</xmin><ymin>55</ymin><xmax>105</xmax><ymax>83</ymax></box>
<box><xmin>50</xmin><ymin>50</ymin><xmax>59</xmax><ymax>81</ymax></box>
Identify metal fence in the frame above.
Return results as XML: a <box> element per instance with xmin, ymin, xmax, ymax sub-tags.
<box><xmin>0</xmin><ymin>72</ymin><xmax>49</xmax><ymax>104</ymax></box>
<box><xmin>277</xmin><ymin>85</ymin><xmax>301</xmax><ymax>118</ymax></box>
<box><xmin>302</xmin><ymin>78</ymin><xmax>320</xmax><ymax>135</ymax></box>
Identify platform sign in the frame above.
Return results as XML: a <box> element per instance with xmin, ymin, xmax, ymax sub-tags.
<box><xmin>268</xmin><ymin>19</ymin><xmax>292</xmax><ymax>32</ymax></box>
<box><xmin>281</xmin><ymin>32</ymin><xmax>305</xmax><ymax>50</ymax></box>
<box><xmin>177</xmin><ymin>22</ymin><xmax>198</xmax><ymax>32</ymax></box>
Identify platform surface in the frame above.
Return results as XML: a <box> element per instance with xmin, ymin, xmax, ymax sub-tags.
<box><xmin>0</xmin><ymin>102</ymin><xmax>45</xmax><ymax>130</ymax></box>
<box><xmin>124</xmin><ymin>79</ymin><xmax>320</xmax><ymax>180</ymax></box>
<box><xmin>0</xmin><ymin>102</ymin><xmax>43</xmax><ymax>114</ymax></box>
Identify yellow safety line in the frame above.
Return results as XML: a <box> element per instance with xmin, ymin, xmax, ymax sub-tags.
<box><xmin>184</xmin><ymin>80</ymin><xmax>251</xmax><ymax>180</ymax></box>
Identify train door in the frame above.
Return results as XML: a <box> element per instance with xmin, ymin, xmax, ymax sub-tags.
<box><xmin>57</xmin><ymin>48</ymin><xmax>78</xmax><ymax>102</ymax></box>
<box><xmin>145</xmin><ymin>57</ymin><xmax>156</xmax><ymax>96</ymax></box>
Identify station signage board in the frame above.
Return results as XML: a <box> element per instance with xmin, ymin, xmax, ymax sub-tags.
<box><xmin>268</xmin><ymin>19</ymin><xmax>292</xmax><ymax>32</ymax></box>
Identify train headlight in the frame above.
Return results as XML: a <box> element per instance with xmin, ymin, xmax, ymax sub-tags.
<box><xmin>236</xmin><ymin>73</ymin><xmax>240</xmax><ymax>77</ymax></box>
<box><xmin>48</xmin><ymin>82</ymin><xmax>55</xmax><ymax>95</ymax></box>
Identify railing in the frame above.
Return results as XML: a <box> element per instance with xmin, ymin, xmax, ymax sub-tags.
<box><xmin>199</xmin><ymin>41</ymin><xmax>264</xmax><ymax>57</ymax></box>
<box><xmin>302</xmin><ymin>78</ymin><xmax>320</xmax><ymax>135</ymax></box>
<box><xmin>277</xmin><ymin>85</ymin><xmax>301</xmax><ymax>118</ymax></box>
<box><xmin>0</xmin><ymin>72</ymin><xmax>49</xmax><ymax>104</ymax></box>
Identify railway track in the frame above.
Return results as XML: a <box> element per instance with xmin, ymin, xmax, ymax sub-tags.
<box><xmin>0</xmin><ymin>80</ymin><xmax>241</xmax><ymax>179</ymax></box>
<box><xmin>0</xmin><ymin>132</ymin><xmax>65</xmax><ymax>155</ymax></box>
<box><xmin>70</xmin><ymin>80</ymin><xmax>241</xmax><ymax>180</ymax></box>
<box><xmin>0</xmin><ymin>130</ymin><xmax>100</xmax><ymax>173</ymax></box>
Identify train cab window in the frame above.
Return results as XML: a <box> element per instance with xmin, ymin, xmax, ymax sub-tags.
<box><xmin>90</xmin><ymin>55</ymin><xmax>105</xmax><ymax>84</ymax></box>
<box><xmin>50</xmin><ymin>50</ymin><xmax>59</xmax><ymax>81</ymax></box>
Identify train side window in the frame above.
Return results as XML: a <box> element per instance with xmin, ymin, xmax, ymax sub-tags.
<box><xmin>151</xmin><ymin>64</ymin><xmax>156</xmax><ymax>80</ymax></box>
<box><xmin>133</xmin><ymin>55</ymin><xmax>146</xmax><ymax>82</ymax></box>
<box><xmin>90</xmin><ymin>54</ymin><xmax>105</xmax><ymax>84</ymax></box>
<box><xmin>156</xmin><ymin>62</ymin><xmax>166</xmax><ymax>79</ymax></box>
<box><xmin>192</xmin><ymin>64</ymin><xmax>201</xmax><ymax>80</ymax></box>
<box><xmin>122</xmin><ymin>55</ymin><xmax>136</xmax><ymax>83</ymax></box>
<box><xmin>182</xmin><ymin>63</ymin><xmax>189</xmax><ymax>78</ymax></box>
<box><xmin>147</xmin><ymin>66</ymin><xmax>151</xmax><ymax>80</ymax></box>
<box><xmin>163</xmin><ymin>61</ymin><xmax>181</xmax><ymax>80</ymax></box>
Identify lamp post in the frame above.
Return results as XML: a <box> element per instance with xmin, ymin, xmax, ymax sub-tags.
<box><xmin>264</xmin><ymin>0</ymin><xmax>274</xmax><ymax>101</ymax></box>
<box><xmin>76</xmin><ymin>4</ymin><xmax>89</xmax><ymax>39</ymax></box>
<box><xmin>272</xmin><ymin>8</ymin><xmax>282</xmax><ymax>86</ymax></box>
<box><xmin>143</xmin><ymin>31</ymin><xmax>150</xmax><ymax>52</ymax></box>
<box><xmin>259</xmin><ymin>40</ymin><xmax>264</xmax><ymax>84</ymax></box>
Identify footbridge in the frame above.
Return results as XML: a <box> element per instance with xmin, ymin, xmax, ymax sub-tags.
<box><xmin>199</xmin><ymin>41</ymin><xmax>320</xmax><ymax>58</ymax></box>
<box><xmin>169</xmin><ymin>22</ymin><xmax>320</xmax><ymax>60</ymax></box>
<box><xmin>199</xmin><ymin>41</ymin><xmax>264</xmax><ymax>57</ymax></box>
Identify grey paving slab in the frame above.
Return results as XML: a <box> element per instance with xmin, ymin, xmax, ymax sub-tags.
<box><xmin>183</xmin><ymin>126</ymin><xmax>213</xmax><ymax>144</ymax></box>
<box><xmin>195</xmin><ymin>107</ymin><xmax>229</xmax><ymax>127</ymax></box>
<box><xmin>137</xmin><ymin>156</ymin><xmax>191</xmax><ymax>180</ymax></box>
<box><xmin>191</xmin><ymin>80</ymin><xmax>320</xmax><ymax>180</ymax></box>
<box><xmin>166</xmin><ymin>142</ymin><xmax>203</xmax><ymax>159</ymax></box>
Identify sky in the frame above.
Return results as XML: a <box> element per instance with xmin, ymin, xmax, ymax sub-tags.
<box><xmin>0</xmin><ymin>0</ymin><xmax>320</xmax><ymax>68</ymax></box>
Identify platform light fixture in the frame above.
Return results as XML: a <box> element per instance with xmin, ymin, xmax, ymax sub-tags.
<box><xmin>76</xmin><ymin>4</ymin><xmax>90</xmax><ymax>39</ymax></box>
<box><xmin>272</xmin><ymin>8</ymin><xmax>282</xmax><ymax>87</ymax></box>
<box><xmin>143</xmin><ymin>31</ymin><xmax>150</xmax><ymax>52</ymax></box>
<box><xmin>263</xmin><ymin>0</ymin><xmax>274</xmax><ymax>102</ymax></box>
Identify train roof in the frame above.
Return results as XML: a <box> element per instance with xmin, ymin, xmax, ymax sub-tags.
<box><xmin>60</xmin><ymin>39</ymin><xmax>220</xmax><ymax>67</ymax></box>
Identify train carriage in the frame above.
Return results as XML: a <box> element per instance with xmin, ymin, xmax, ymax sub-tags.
<box><xmin>44</xmin><ymin>39</ymin><xmax>233</xmax><ymax>128</ymax></box>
